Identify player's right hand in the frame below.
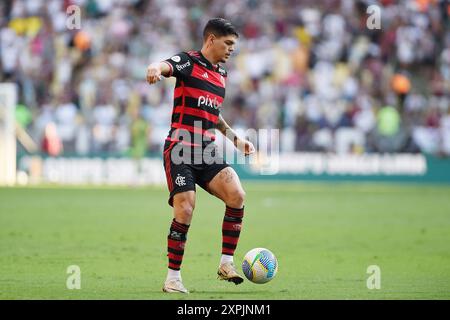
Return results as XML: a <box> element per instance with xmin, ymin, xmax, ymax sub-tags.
<box><xmin>146</xmin><ymin>63</ymin><xmax>162</xmax><ymax>84</ymax></box>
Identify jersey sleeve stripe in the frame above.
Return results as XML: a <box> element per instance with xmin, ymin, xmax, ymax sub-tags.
<box><xmin>162</xmin><ymin>61</ymin><xmax>173</xmax><ymax>77</ymax></box>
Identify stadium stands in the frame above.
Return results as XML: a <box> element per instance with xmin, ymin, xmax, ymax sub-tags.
<box><xmin>1</xmin><ymin>0</ymin><xmax>449</xmax><ymax>156</ymax></box>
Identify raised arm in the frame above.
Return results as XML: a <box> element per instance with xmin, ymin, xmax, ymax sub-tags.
<box><xmin>216</xmin><ymin>114</ymin><xmax>255</xmax><ymax>156</ymax></box>
<box><xmin>147</xmin><ymin>53</ymin><xmax>193</xmax><ymax>85</ymax></box>
<box><xmin>146</xmin><ymin>62</ymin><xmax>171</xmax><ymax>84</ymax></box>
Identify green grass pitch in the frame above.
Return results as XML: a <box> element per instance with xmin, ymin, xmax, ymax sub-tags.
<box><xmin>1</xmin><ymin>182</ymin><xmax>450</xmax><ymax>299</ymax></box>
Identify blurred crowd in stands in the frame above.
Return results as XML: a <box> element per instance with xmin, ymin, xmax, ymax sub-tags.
<box><xmin>1</xmin><ymin>0</ymin><xmax>449</xmax><ymax>157</ymax></box>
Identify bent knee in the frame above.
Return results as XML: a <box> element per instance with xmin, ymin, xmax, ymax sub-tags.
<box><xmin>174</xmin><ymin>193</ymin><xmax>195</xmax><ymax>222</ymax></box>
<box><xmin>178</xmin><ymin>200</ymin><xmax>194</xmax><ymax>218</ymax></box>
<box><xmin>226</xmin><ymin>189</ymin><xmax>246</xmax><ymax>208</ymax></box>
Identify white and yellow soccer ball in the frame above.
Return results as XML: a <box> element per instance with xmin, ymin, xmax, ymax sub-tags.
<box><xmin>242</xmin><ymin>248</ymin><xmax>278</xmax><ymax>284</ymax></box>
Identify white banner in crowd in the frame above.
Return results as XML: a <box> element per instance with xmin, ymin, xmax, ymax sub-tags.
<box><xmin>18</xmin><ymin>152</ymin><xmax>427</xmax><ymax>186</ymax></box>
<box><xmin>251</xmin><ymin>153</ymin><xmax>427</xmax><ymax>176</ymax></box>
<box><xmin>18</xmin><ymin>157</ymin><xmax>166</xmax><ymax>185</ymax></box>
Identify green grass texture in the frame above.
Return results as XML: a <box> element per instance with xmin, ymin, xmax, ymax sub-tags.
<box><xmin>1</xmin><ymin>182</ymin><xmax>450</xmax><ymax>299</ymax></box>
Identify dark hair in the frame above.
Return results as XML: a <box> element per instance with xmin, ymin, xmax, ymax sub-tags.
<box><xmin>203</xmin><ymin>18</ymin><xmax>239</xmax><ymax>40</ymax></box>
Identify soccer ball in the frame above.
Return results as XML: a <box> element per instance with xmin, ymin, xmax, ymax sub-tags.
<box><xmin>242</xmin><ymin>248</ymin><xmax>278</xmax><ymax>284</ymax></box>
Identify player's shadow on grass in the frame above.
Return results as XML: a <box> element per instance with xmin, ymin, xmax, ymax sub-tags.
<box><xmin>186</xmin><ymin>290</ymin><xmax>259</xmax><ymax>295</ymax></box>
<box><xmin>149</xmin><ymin>290</ymin><xmax>259</xmax><ymax>295</ymax></box>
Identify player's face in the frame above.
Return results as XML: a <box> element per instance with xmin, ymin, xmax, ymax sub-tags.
<box><xmin>212</xmin><ymin>35</ymin><xmax>237</xmax><ymax>63</ymax></box>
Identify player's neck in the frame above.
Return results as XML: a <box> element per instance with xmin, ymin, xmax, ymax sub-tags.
<box><xmin>200</xmin><ymin>48</ymin><xmax>219</xmax><ymax>67</ymax></box>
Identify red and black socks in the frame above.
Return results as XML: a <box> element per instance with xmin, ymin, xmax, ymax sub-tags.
<box><xmin>221</xmin><ymin>205</ymin><xmax>244</xmax><ymax>260</ymax></box>
<box><xmin>167</xmin><ymin>219</ymin><xmax>189</xmax><ymax>272</ymax></box>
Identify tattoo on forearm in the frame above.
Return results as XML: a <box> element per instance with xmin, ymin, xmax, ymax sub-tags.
<box><xmin>217</xmin><ymin>114</ymin><xmax>237</xmax><ymax>143</ymax></box>
<box><xmin>216</xmin><ymin>114</ymin><xmax>228</xmax><ymax>134</ymax></box>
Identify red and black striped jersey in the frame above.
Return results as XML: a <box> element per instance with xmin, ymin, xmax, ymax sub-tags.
<box><xmin>163</xmin><ymin>50</ymin><xmax>227</xmax><ymax>148</ymax></box>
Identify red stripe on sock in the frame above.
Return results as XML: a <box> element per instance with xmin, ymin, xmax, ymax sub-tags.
<box><xmin>226</xmin><ymin>206</ymin><xmax>244</xmax><ymax>212</ymax></box>
<box><xmin>223</xmin><ymin>236</ymin><xmax>239</xmax><ymax>245</ymax></box>
<box><xmin>172</xmin><ymin>221</ymin><xmax>189</xmax><ymax>232</ymax></box>
<box><xmin>171</xmin><ymin>224</ymin><xmax>188</xmax><ymax>233</ymax></box>
<box><xmin>222</xmin><ymin>247</ymin><xmax>235</xmax><ymax>255</ymax></box>
<box><xmin>168</xmin><ymin>238</ymin><xmax>185</xmax><ymax>250</ymax></box>
<box><xmin>221</xmin><ymin>206</ymin><xmax>243</xmax><ymax>256</ymax></box>
<box><xmin>169</xmin><ymin>262</ymin><xmax>180</xmax><ymax>270</ymax></box>
<box><xmin>168</xmin><ymin>252</ymin><xmax>183</xmax><ymax>261</ymax></box>
<box><xmin>222</xmin><ymin>221</ymin><xmax>241</xmax><ymax>231</ymax></box>
<box><xmin>225</xmin><ymin>209</ymin><xmax>244</xmax><ymax>218</ymax></box>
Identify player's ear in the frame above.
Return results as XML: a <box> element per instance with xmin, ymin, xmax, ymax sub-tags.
<box><xmin>209</xmin><ymin>34</ymin><xmax>216</xmax><ymax>46</ymax></box>
<box><xmin>203</xmin><ymin>33</ymin><xmax>214</xmax><ymax>47</ymax></box>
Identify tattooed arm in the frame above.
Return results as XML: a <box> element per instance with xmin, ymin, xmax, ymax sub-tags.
<box><xmin>216</xmin><ymin>114</ymin><xmax>238</xmax><ymax>144</ymax></box>
<box><xmin>216</xmin><ymin>114</ymin><xmax>255</xmax><ymax>156</ymax></box>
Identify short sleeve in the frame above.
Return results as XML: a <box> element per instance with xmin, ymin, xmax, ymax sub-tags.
<box><xmin>163</xmin><ymin>52</ymin><xmax>193</xmax><ymax>78</ymax></box>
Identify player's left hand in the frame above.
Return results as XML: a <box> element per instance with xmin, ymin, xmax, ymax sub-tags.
<box><xmin>235</xmin><ymin>138</ymin><xmax>256</xmax><ymax>156</ymax></box>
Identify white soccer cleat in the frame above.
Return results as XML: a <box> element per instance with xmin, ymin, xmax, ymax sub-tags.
<box><xmin>217</xmin><ymin>262</ymin><xmax>244</xmax><ymax>285</ymax></box>
<box><xmin>162</xmin><ymin>278</ymin><xmax>189</xmax><ymax>293</ymax></box>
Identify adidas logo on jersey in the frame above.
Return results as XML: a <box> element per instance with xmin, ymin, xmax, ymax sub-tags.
<box><xmin>202</xmin><ymin>72</ymin><xmax>208</xmax><ymax>79</ymax></box>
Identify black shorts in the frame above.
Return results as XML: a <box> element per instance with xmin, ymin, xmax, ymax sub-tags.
<box><xmin>163</xmin><ymin>140</ymin><xmax>229</xmax><ymax>207</ymax></box>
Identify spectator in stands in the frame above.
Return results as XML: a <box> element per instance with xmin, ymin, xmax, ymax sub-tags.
<box><xmin>0</xmin><ymin>0</ymin><xmax>448</xmax><ymax>157</ymax></box>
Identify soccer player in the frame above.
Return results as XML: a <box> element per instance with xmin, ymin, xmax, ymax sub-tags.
<box><xmin>146</xmin><ymin>18</ymin><xmax>255</xmax><ymax>293</ymax></box>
